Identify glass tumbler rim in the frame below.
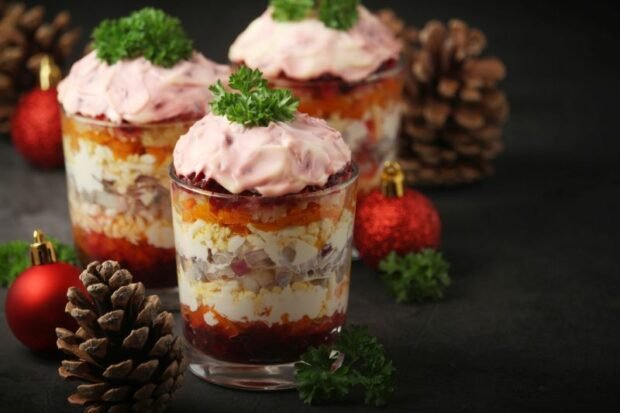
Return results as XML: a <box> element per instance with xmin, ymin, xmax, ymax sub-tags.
<box><xmin>169</xmin><ymin>163</ymin><xmax>359</xmax><ymax>200</ymax></box>
<box><xmin>265</xmin><ymin>57</ymin><xmax>406</xmax><ymax>87</ymax></box>
<box><xmin>61</xmin><ymin>110</ymin><xmax>201</xmax><ymax>129</ymax></box>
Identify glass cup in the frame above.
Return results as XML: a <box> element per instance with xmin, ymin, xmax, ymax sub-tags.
<box><xmin>61</xmin><ymin>114</ymin><xmax>196</xmax><ymax>307</ymax></box>
<box><xmin>270</xmin><ymin>63</ymin><xmax>404</xmax><ymax>195</ymax></box>
<box><xmin>170</xmin><ymin>165</ymin><xmax>359</xmax><ymax>390</ymax></box>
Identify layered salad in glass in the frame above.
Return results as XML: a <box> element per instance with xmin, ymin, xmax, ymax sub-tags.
<box><xmin>170</xmin><ymin>67</ymin><xmax>358</xmax><ymax>388</ymax></box>
<box><xmin>57</xmin><ymin>8</ymin><xmax>229</xmax><ymax>291</ymax></box>
<box><xmin>229</xmin><ymin>0</ymin><xmax>403</xmax><ymax>193</ymax></box>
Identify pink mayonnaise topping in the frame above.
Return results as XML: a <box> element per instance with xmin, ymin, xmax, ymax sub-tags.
<box><xmin>58</xmin><ymin>51</ymin><xmax>230</xmax><ymax>124</ymax></box>
<box><xmin>229</xmin><ymin>6</ymin><xmax>401</xmax><ymax>82</ymax></box>
<box><xmin>173</xmin><ymin>113</ymin><xmax>352</xmax><ymax>197</ymax></box>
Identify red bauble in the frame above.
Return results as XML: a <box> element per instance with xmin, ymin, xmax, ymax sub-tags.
<box><xmin>10</xmin><ymin>88</ymin><xmax>63</xmax><ymax>168</ymax></box>
<box><xmin>5</xmin><ymin>262</ymin><xmax>83</xmax><ymax>351</ymax></box>
<box><xmin>354</xmin><ymin>188</ymin><xmax>442</xmax><ymax>269</ymax></box>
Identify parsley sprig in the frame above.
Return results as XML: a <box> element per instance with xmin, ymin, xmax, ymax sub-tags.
<box><xmin>271</xmin><ymin>0</ymin><xmax>314</xmax><ymax>21</ymax></box>
<box><xmin>379</xmin><ymin>249</ymin><xmax>451</xmax><ymax>303</ymax></box>
<box><xmin>209</xmin><ymin>66</ymin><xmax>299</xmax><ymax>127</ymax></box>
<box><xmin>270</xmin><ymin>0</ymin><xmax>360</xmax><ymax>30</ymax></box>
<box><xmin>318</xmin><ymin>0</ymin><xmax>360</xmax><ymax>30</ymax></box>
<box><xmin>295</xmin><ymin>325</ymin><xmax>394</xmax><ymax>406</ymax></box>
<box><xmin>93</xmin><ymin>8</ymin><xmax>193</xmax><ymax>68</ymax></box>
<box><xmin>0</xmin><ymin>239</ymin><xmax>78</xmax><ymax>287</ymax></box>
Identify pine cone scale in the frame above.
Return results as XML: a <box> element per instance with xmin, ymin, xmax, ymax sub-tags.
<box><xmin>60</xmin><ymin>360</ymin><xmax>91</xmax><ymax>376</ymax></box>
<box><xmin>103</xmin><ymin>360</ymin><xmax>133</xmax><ymax>379</ymax></box>
<box><xmin>79</xmin><ymin>337</ymin><xmax>109</xmax><ymax>359</ymax></box>
<box><xmin>133</xmin><ymin>384</ymin><xmax>156</xmax><ymax>401</ymax></box>
<box><xmin>76</xmin><ymin>383</ymin><xmax>111</xmax><ymax>401</ymax></box>
<box><xmin>159</xmin><ymin>363</ymin><xmax>178</xmax><ymax>383</ymax></box>
<box><xmin>98</xmin><ymin>309</ymin><xmax>124</xmax><ymax>332</ymax></box>
<box><xmin>154</xmin><ymin>379</ymin><xmax>174</xmax><ymax>397</ymax></box>
<box><xmin>130</xmin><ymin>359</ymin><xmax>160</xmax><ymax>382</ymax></box>
<box><xmin>102</xmin><ymin>386</ymin><xmax>132</xmax><ymax>402</ymax></box>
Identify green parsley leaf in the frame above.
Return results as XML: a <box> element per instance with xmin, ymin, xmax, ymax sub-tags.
<box><xmin>209</xmin><ymin>66</ymin><xmax>299</xmax><ymax>127</ymax></box>
<box><xmin>227</xmin><ymin>65</ymin><xmax>268</xmax><ymax>94</ymax></box>
<box><xmin>318</xmin><ymin>0</ymin><xmax>360</xmax><ymax>30</ymax></box>
<box><xmin>379</xmin><ymin>249</ymin><xmax>451</xmax><ymax>303</ymax></box>
<box><xmin>0</xmin><ymin>240</ymin><xmax>29</xmax><ymax>287</ymax></box>
<box><xmin>270</xmin><ymin>0</ymin><xmax>360</xmax><ymax>31</ymax></box>
<box><xmin>295</xmin><ymin>325</ymin><xmax>395</xmax><ymax>406</ymax></box>
<box><xmin>271</xmin><ymin>0</ymin><xmax>315</xmax><ymax>21</ymax></box>
<box><xmin>93</xmin><ymin>8</ymin><xmax>193</xmax><ymax>68</ymax></box>
<box><xmin>0</xmin><ymin>238</ymin><xmax>79</xmax><ymax>287</ymax></box>
<box><xmin>295</xmin><ymin>346</ymin><xmax>353</xmax><ymax>404</ymax></box>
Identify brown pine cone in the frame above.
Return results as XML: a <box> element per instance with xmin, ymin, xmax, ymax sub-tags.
<box><xmin>56</xmin><ymin>261</ymin><xmax>186</xmax><ymax>413</ymax></box>
<box><xmin>0</xmin><ymin>0</ymin><xmax>80</xmax><ymax>133</ymax></box>
<box><xmin>377</xmin><ymin>10</ymin><xmax>509</xmax><ymax>186</ymax></box>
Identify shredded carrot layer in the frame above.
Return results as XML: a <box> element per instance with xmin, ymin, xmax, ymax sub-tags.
<box><xmin>62</xmin><ymin>116</ymin><xmax>176</xmax><ymax>163</ymax></box>
<box><xmin>295</xmin><ymin>76</ymin><xmax>403</xmax><ymax>119</ymax></box>
<box><xmin>174</xmin><ymin>187</ymin><xmax>356</xmax><ymax>234</ymax></box>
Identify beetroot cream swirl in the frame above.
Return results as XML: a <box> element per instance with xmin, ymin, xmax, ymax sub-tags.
<box><xmin>173</xmin><ymin>113</ymin><xmax>351</xmax><ymax>197</ymax></box>
<box><xmin>58</xmin><ymin>51</ymin><xmax>230</xmax><ymax>124</ymax></box>
<box><xmin>229</xmin><ymin>6</ymin><xmax>401</xmax><ymax>82</ymax></box>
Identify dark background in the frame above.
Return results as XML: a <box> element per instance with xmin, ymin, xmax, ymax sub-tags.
<box><xmin>1</xmin><ymin>1</ymin><xmax>620</xmax><ymax>411</ymax></box>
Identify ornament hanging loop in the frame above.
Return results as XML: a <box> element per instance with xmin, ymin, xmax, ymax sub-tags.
<box><xmin>39</xmin><ymin>55</ymin><xmax>61</xmax><ymax>91</ymax></box>
<box><xmin>30</xmin><ymin>229</ymin><xmax>57</xmax><ymax>265</ymax></box>
<box><xmin>380</xmin><ymin>161</ymin><xmax>405</xmax><ymax>198</ymax></box>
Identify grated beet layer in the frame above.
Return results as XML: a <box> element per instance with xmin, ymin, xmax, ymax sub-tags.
<box><xmin>177</xmin><ymin>162</ymin><xmax>354</xmax><ymax>196</ymax></box>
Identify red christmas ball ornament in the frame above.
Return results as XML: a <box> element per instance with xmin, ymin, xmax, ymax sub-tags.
<box><xmin>355</xmin><ymin>162</ymin><xmax>441</xmax><ymax>269</ymax></box>
<box><xmin>5</xmin><ymin>230</ymin><xmax>83</xmax><ymax>352</ymax></box>
<box><xmin>10</xmin><ymin>55</ymin><xmax>63</xmax><ymax>168</ymax></box>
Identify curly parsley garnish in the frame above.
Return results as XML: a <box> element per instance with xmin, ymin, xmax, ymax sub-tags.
<box><xmin>0</xmin><ymin>239</ymin><xmax>78</xmax><ymax>287</ymax></box>
<box><xmin>379</xmin><ymin>249</ymin><xmax>451</xmax><ymax>303</ymax></box>
<box><xmin>270</xmin><ymin>0</ymin><xmax>360</xmax><ymax>30</ymax></box>
<box><xmin>295</xmin><ymin>325</ymin><xmax>395</xmax><ymax>406</ymax></box>
<box><xmin>271</xmin><ymin>0</ymin><xmax>315</xmax><ymax>21</ymax></box>
<box><xmin>92</xmin><ymin>8</ymin><xmax>193</xmax><ymax>68</ymax></box>
<box><xmin>209</xmin><ymin>66</ymin><xmax>299</xmax><ymax>127</ymax></box>
<box><xmin>318</xmin><ymin>0</ymin><xmax>360</xmax><ymax>30</ymax></box>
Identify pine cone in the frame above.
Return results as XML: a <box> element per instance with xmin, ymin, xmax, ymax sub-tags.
<box><xmin>56</xmin><ymin>261</ymin><xmax>186</xmax><ymax>413</ymax></box>
<box><xmin>378</xmin><ymin>10</ymin><xmax>509</xmax><ymax>186</ymax></box>
<box><xmin>0</xmin><ymin>0</ymin><xmax>80</xmax><ymax>133</ymax></box>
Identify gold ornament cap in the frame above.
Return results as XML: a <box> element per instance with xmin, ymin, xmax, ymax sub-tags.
<box><xmin>380</xmin><ymin>161</ymin><xmax>405</xmax><ymax>198</ymax></box>
<box><xmin>30</xmin><ymin>229</ymin><xmax>57</xmax><ymax>265</ymax></box>
<box><xmin>39</xmin><ymin>55</ymin><xmax>61</xmax><ymax>91</ymax></box>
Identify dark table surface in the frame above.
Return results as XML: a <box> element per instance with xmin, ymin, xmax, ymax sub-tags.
<box><xmin>1</xmin><ymin>1</ymin><xmax>620</xmax><ymax>412</ymax></box>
